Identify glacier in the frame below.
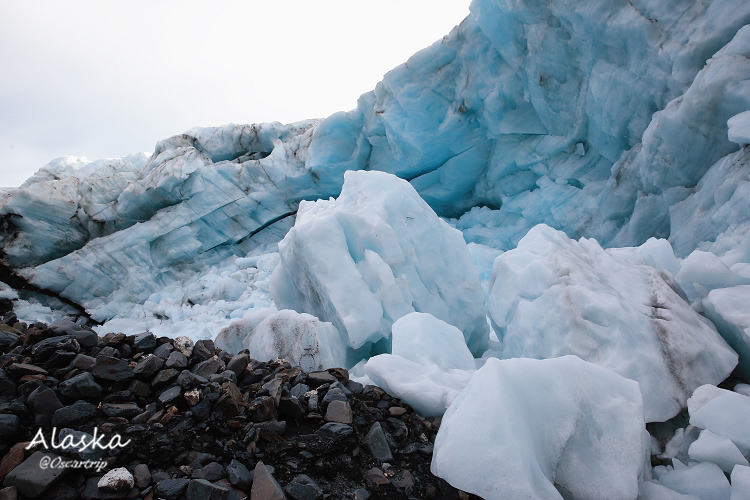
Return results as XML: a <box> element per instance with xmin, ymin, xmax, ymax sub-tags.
<box><xmin>3</xmin><ymin>0</ymin><xmax>750</xmax><ymax>498</ymax></box>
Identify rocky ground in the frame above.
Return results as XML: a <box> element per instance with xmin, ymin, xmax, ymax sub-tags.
<box><xmin>0</xmin><ymin>301</ymin><xmax>480</xmax><ymax>500</ymax></box>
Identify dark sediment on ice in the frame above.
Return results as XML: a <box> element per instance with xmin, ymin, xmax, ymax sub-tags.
<box><xmin>0</xmin><ymin>313</ymin><xmax>480</xmax><ymax>500</ymax></box>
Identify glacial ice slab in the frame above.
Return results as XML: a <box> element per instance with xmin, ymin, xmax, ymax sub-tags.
<box><xmin>729</xmin><ymin>110</ymin><xmax>750</xmax><ymax>146</ymax></box>
<box><xmin>431</xmin><ymin>356</ymin><xmax>648</xmax><ymax>500</ymax></box>
<box><xmin>270</xmin><ymin>170</ymin><xmax>488</xmax><ymax>356</ymax></box>
<box><xmin>703</xmin><ymin>286</ymin><xmax>750</xmax><ymax>381</ymax></box>
<box><xmin>363</xmin><ymin>312</ymin><xmax>477</xmax><ymax>416</ymax></box>
<box><xmin>486</xmin><ymin>224</ymin><xmax>738</xmax><ymax>422</ymax></box>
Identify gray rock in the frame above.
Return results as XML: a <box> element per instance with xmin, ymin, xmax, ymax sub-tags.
<box><xmin>353</xmin><ymin>488</ymin><xmax>371</xmax><ymax>500</ymax></box>
<box><xmin>191</xmin><ymin>462</ymin><xmax>224</xmax><ymax>481</ymax></box>
<box><xmin>187</xmin><ymin>479</ymin><xmax>229</xmax><ymax>500</ymax></box>
<box><xmin>363</xmin><ymin>422</ymin><xmax>393</xmax><ymax>462</ymax></box>
<box><xmin>72</xmin><ymin>354</ymin><xmax>97</xmax><ymax>370</ymax></box>
<box><xmin>226</xmin><ymin>460</ymin><xmax>252</xmax><ymax>490</ymax></box>
<box><xmin>133</xmin><ymin>332</ymin><xmax>156</xmax><ymax>352</ymax></box>
<box><xmin>193</xmin><ymin>340</ymin><xmax>215</xmax><ymax>360</ymax></box>
<box><xmin>192</xmin><ymin>357</ymin><xmax>222</xmax><ymax>378</ymax></box>
<box><xmin>173</xmin><ymin>337</ymin><xmax>194</xmax><ymax>357</ymax></box>
<box><xmin>209</xmin><ymin>371</ymin><xmax>237</xmax><ymax>385</ymax></box>
<box><xmin>50</xmin><ymin>319</ymin><xmax>98</xmax><ymax>348</ymax></box>
<box><xmin>128</xmin><ymin>380</ymin><xmax>151</xmax><ymax>398</ymax></box>
<box><xmin>153</xmin><ymin>343</ymin><xmax>173</xmax><ymax>359</ymax></box>
<box><xmin>165</xmin><ymin>351</ymin><xmax>188</xmax><ymax>369</ymax></box>
<box><xmin>133</xmin><ymin>464</ymin><xmax>151</xmax><ymax>489</ymax></box>
<box><xmin>3</xmin><ymin>452</ymin><xmax>66</xmax><ymax>498</ymax></box>
<box><xmin>7</xmin><ymin>363</ymin><xmax>47</xmax><ymax>377</ymax></box>
<box><xmin>97</xmin><ymin>346</ymin><xmax>120</xmax><ymax>358</ymax></box>
<box><xmin>256</xmin><ymin>420</ymin><xmax>286</xmax><ymax>438</ymax></box>
<box><xmin>0</xmin><ymin>332</ymin><xmax>19</xmax><ymax>351</ymax></box>
<box><xmin>177</xmin><ymin>370</ymin><xmax>207</xmax><ymax>389</ymax></box>
<box><xmin>278</xmin><ymin>396</ymin><xmax>306</xmax><ymax>419</ymax></box>
<box><xmin>0</xmin><ymin>486</ymin><xmax>15</xmax><ymax>500</ymax></box>
<box><xmin>91</xmin><ymin>356</ymin><xmax>134</xmax><ymax>382</ymax></box>
<box><xmin>284</xmin><ymin>474</ymin><xmax>322</xmax><ymax>500</ymax></box>
<box><xmin>154</xmin><ymin>478</ymin><xmax>189</xmax><ymax>499</ymax></box>
<box><xmin>57</xmin><ymin>428</ymin><xmax>103</xmax><ymax>461</ymax></box>
<box><xmin>250</xmin><ymin>461</ymin><xmax>285</xmax><ymax>500</ymax></box>
<box><xmin>81</xmin><ymin>476</ymin><xmax>128</xmax><ymax>500</ymax></box>
<box><xmin>225</xmin><ymin>354</ymin><xmax>248</xmax><ymax>375</ymax></box>
<box><xmin>262</xmin><ymin>377</ymin><xmax>283</xmax><ymax>405</ymax></box>
<box><xmin>0</xmin><ymin>414</ymin><xmax>19</xmax><ymax>436</ymax></box>
<box><xmin>151</xmin><ymin>369</ymin><xmax>180</xmax><ymax>386</ymax></box>
<box><xmin>307</xmin><ymin>392</ymin><xmax>319</xmax><ymax>413</ymax></box>
<box><xmin>289</xmin><ymin>383</ymin><xmax>309</xmax><ymax>399</ymax></box>
<box><xmin>52</xmin><ymin>400</ymin><xmax>97</xmax><ymax>427</ymax></box>
<box><xmin>133</xmin><ymin>355</ymin><xmax>164</xmax><ymax>378</ymax></box>
<box><xmin>59</xmin><ymin>372</ymin><xmax>102</xmax><ymax>399</ymax></box>
<box><xmin>306</xmin><ymin>371</ymin><xmax>336</xmax><ymax>387</ymax></box>
<box><xmin>324</xmin><ymin>400</ymin><xmax>352</xmax><ymax>424</ymax></box>
<box><xmin>316</xmin><ymin>422</ymin><xmax>353</xmax><ymax>442</ymax></box>
<box><xmin>102</xmin><ymin>403</ymin><xmax>142</xmax><ymax>418</ymax></box>
<box><xmin>28</xmin><ymin>386</ymin><xmax>64</xmax><ymax>426</ymax></box>
<box><xmin>321</xmin><ymin>388</ymin><xmax>347</xmax><ymax>408</ymax></box>
<box><xmin>31</xmin><ymin>335</ymin><xmax>79</xmax><ymax>362</ymax></box>
<box><xmin>157</xmin><ymin>386</ymin><xmax>182</xmax><ymax>406</ymax></box>
<box><xmin>344</xmin><ymin>380</ymin><xmax>364</xmax><ymax>395</ymax></box>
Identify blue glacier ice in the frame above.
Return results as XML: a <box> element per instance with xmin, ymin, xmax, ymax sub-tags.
<box><xmin>3</xmin><ymin>0</ymin><xmax>750</xmax><ymax>497</ymax></box>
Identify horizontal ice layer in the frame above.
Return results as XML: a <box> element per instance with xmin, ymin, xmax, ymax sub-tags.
<box><xmin>363</xmin><ymin>313</ymin><xmax>477</xmax><ymax>416</ymax></box>
<box><xmin>486</xmin><ymin>224</ymin><xmax>738</xmax><ymax>422</ymax></box>
<box><xmin>271</xmin><ymin>170</ymin><xmax>488</xmax><ymax>356</ymax></box>
<box><xmin>431</xmin><ymin>356</ymin><xmax>648</xmax><ymax>500</ymax></box>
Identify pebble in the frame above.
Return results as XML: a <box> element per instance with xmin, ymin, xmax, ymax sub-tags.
<box><xmin>316</xmin><ymin>422</ymin><xmax>354</xmax><ymax>442</ymax></box>
<box><xmin>250</xmin><ymin>461</ymin><xmax>285</xmax><ymax>500</ymax></box>
<box><xmin>98</xmin><ymin>468</ymin><xmax>135</xmax><ymax>492</ymax></box>
<box><xmin>186</xmin><ymin>478</ymin><xmax>230</xmax><ymax>500</ymax></box>
<box><xmin>92</xmin><ymin>356</ymin><xmax>134</xmax><ymax>382</ymax></box>
<box><xmin>59</xmin><ymin>371</ymin><xmax>103</xmax><ymax>398</ymax></box>
<box><xmin>0</xmin><ymin>415</ymin><xmax>19</xmax><ymax>436</ymax></box>
<box><xmin>363</xmin><ymin>422</ymin><xmax>394</xmax><ymax>462</ymax></box>
<box><xmin>227</xmin><ymin>459</ymin><xmax>253</xmax><ymax>490</ymax></box>
<box><xmin>154</xmin><ymin>478</ymin><xmax>189</xmax><ymax>500</ymax></box>
<box><xmin>324</xmin><ymin>400</ymin><xmax>353</xmax><ymax>424</ymax></box>
<box><xmin>165</xmin><ymin>351</ymin><xmax>188</xmax><ymax>369</ymax></box>
<box><xmin>173</xmin><ymin>336</ymin><xmax>194</xmax><ymax>357</ymax></box>
<box><xmin>133</xmin><ymin>464</ymin><xmax>151</xmax><ymax>489</ymax></box>
<box><xmin>3</xmin><ymin>452</ymin><xmax>67</xmax><ymax>498</ymax></box>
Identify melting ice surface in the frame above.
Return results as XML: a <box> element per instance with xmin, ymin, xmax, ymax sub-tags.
<box><xmin>3</xmin><ymin>0</ymin><xmax>750</xmax><ymax>498</ymax></box>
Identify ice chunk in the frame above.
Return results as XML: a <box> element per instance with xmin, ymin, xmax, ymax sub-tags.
<box><xmin>487</xmin><ymin>224</ymin><xmax>737</xmax><ymax>422</ymax></box>
<box><xmin>688</xmin><ymin>429</ymin><xmax>748</xmax><ymax>473</ymax></box>
<box><xmin>271</xmin><ymin>170</ymin><xmax>488</xmax><ymax>355</ymax></box>
<box><xmin>215</xmin><ymin>307</ymin><xmax>276</xmax><ymax>354</ymax></box>
<box><xmin>731</xmin><ymin>465</ymin><xmax>750</xmax><ymax>500</ymax></box>
<box><xmin>363</xmin><ymin>313</ymin><xmax>477</xmax><ymax>416</ymax></box>
<box><xmin>228</xmin><ymin>310</ymin><xmax>348</xmax><ymax>372</ymax></box>
<box><xmin>431</xmin><ymin>356</ymin><xmax>647</xmax><ymax>500</ymax></box>
<box><xmin>703</xmin><ymin>286</ymin><xmax>750</xmax><ymax>381</ymax></box>
<box><xmin>728</xmin><ymin>111</ymin><xmax>750</xmax><ymax>146</ymax></box>
<box><xmin>688</xmin><ymin>385</ymin><xmax>750</xmax><ymax>454</ymax></box>
<box><xmin>639</xmin><ymin>481</ymin><xmax>702</xmax><ymax>500</ymax></box>
<box><xmin>657</xmin><ymin>462</ymin><xmax>731</xmax><ymax>500</ymax></box>
<box><xmin>676</xmin><ymin>250</ymin><xmax>738</xmax><ymax>291</ymax></box>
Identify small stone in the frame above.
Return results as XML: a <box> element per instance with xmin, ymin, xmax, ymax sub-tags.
<box><xmin>284</xmin><ymin>474</ymin><xmax>322</xmax><ymax>500</ymax></box>
<box><xmin>102</xmin><ymin>403</ymin><xmax>143</xmax><ymax>418</ymax></box>
<box><xmin>133</xmin><ymin>355</ymin><xmax>164</xmax><ymax>378</ymax></box>
<box><xmin>226</xmin><ymin>354</ymin><xmax>249</xmax><ymax>375</ymax></box>
<box><xmin>278</xmin><ymin>396</ymin><xmax>306</xmax><ymax>419</ymax></box>
<box><xmin>31</xmin><ymin>335</ymin><xmax>79</xmax><ymax>362</ymax></box>
<box><xmin>364</xmin><ymin>467</ymin><xmax>389</xmax><ymax>487</ymax></box>
<box><xmin>0</xmin><ymin>415</ymin><xmax>19</xmax><ymax>436</ymax></box>
<box><xmin>177</xmin><ymin>370</ymin><xmax>207</xmax><ymax>389</ymax></box>
<box><xmin>388</xmin><ymin>406</ymin><xmax>407</xmax><ymax>417</ymax></box>
<box><xmin>352</xmin><ymin>488</ymin><xmax>370</xmax><ymax>500</ymax></box>
<box><xmin>128</xmin><ymin>380</ymin><xmax>151</xmax><ymax>397</ymax></box>
<box><xmin>151</xmin><ymin>369</ymin><xmax>180</xmax><ymax>386</ymax></box>
<box><xmin>3</xmin><ymin>452</ymin><xmax>66</xmax><ymax>498</ymax></box>
<box><xmin>226</xmin><ymin>460</ymin><xmax>252</xmax><ymax>491</ymax></box>
<box><xmin>289</xmin><ymin>383</ymin><xmax>309</xmax><ymax>399</ymax></box>
<box><xmin>133</xmin><ymin>464</ymin><xmax>151</xmax><ymax>489</ymax></box>
<box><xmin>28</xmin><ymin>386</ymin><xmax>63</xmax><ymax>426</ymax></box>
<box><xmin>92</xmin><ymin>356</ymin><xmax>134</xmax><ymax>382</ymax></box>
<box><xmin>0</xmin><ymin>443</ymin><xmax>26</xmax><ymax>482</ymax></box>
<box><xmin>250</xmin><ymin>461</ymin><xmax>285</xmax><ymax>500</ymax></box>
<box><xmin>99</xmin><ymin>468</ymin><xmax>135</xmax><ymax>493</ymax></box>
<box><xmin>363</xmin><ymin>422</ymin><xmax>393</xmax><ymax>462</ymax></box>
<box><xmin>133</xmin><ymin>332</ymin><xmax>157</xmax><ymax>352</ymax></box>
<box><xmin>392</xmin><ymin>470</ymin><xmax>415</xmax><ymax>489</ymax></box>
<box><xmin>52</xmin><ymin>400</ymin><xmax>97</xmax><ymax>427</ymax></box>
<box><xmin>262</xmin><ymin>377</ymin><xmax>283</xmax><ymax>405</ymax></box>
<box><xmin>82</xmin><ymin>476</ymin><xmax>129</xmax><ymax>500</ymax></box>
<box><xmin>0</xmin><ymin>332</ymin><xmax>20</xmax><ymax>351</ymax></box>
<box><xmin>7</xmin><ymin>363</ymin><xmax>47</xmax><ymax>377</ymax></box>
<box><xmin>191</xmin><ymin>462</ymin><xmax>224</xmax><ymax>481</ymax></box>
<box><xmin>316</xmin><ymin>422</ymin><xmax>353</xmax><ymax>442</ymax></box>
<box><xmin>344</xmin><ymin>380</ymin><xmax>364</xmax><ymax>395</ymax></box>
<box><xmin>153</xmin><ymin>343</ymin><xmax>173</xmax><ymax>359</ymax></box>
<box><xmin>165</xmin><ymin>351</ymin><xmax>188</xmax><ymax>369</ymax></box>
<box><xmin>157</xmin><ymin>386</ymin><xmax>181</xmax><ymax>406</ymax></box>
<box><xmin>174</xmin><ymin>337</ymin><xmax>194</xmax><ymax>357</ymax></box>
<box><xmin>193</xmin><ymin>340</ymin><xmax>215</xmax><ymax>360</ymax></box>
<box><xmin>306</xmin><ymin>371</ymin><xmax>336</xmax><ymax>387</ymax></box>
<box><xmin>192</xmin><ymin>357</ymin><xmax>222</xmax><ymax>378</ymax></box>
<box><xmin>0</xmin><ymin>486</ymin><xmax>16</xmax><ymax>500</ymax></box>
<box><xmin>184</xmin><ymin>388</ymin><xmax>201</xmax><ymax>406</ymax></box>
<box><xmin>186</xmin><ymin>479</ymin><xmax>230</xmax><ymax>500</ymax></box>
<box><xmin>154</xmin><ymin>478</ymin><xmax>189</xmax><ymax>500</ymax></box>
<box><xmin>59</xmin><ymin>372</ymin><xmax>102</xmax><ymax>399</ymax></box>
<box><xmin>72</xmin><ymin>354</ymin><xmax>97</xmax><ymax>370</ymax></box>
<box><xmin>324</xmin><ymin>400</ymin><xmax>352</xmax><ymax>424</ymax></box>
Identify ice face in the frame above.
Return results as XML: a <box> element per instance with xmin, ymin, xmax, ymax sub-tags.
<box><xmin>486</xmin><ymin>224</ymin><xmax>738</xmax><ymax>422</ymax></box>
<box><xmin>270</xmin><ymin>170</ymin><xmax>488</xmax><ymax>357</ymax></box>
<box><xmin>431</xmin><ymin>356</ymin><xmax>648</xmax><ymax>500</ymax></box>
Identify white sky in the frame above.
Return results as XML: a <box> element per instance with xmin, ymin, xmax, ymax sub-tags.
<box><xmin>0</xmin><ymin>0</ymin><xmax>470</xmax><ymax>187</ymax></box>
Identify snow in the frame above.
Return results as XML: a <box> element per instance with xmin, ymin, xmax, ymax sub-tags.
<box><xmin>431</xmin><ymin>356</ymin><xmax>648</xmax><ymax>500</ymax></box>
<box><xmin>486</xmin><ymin>224</ymin><xmax>737</xmax><ymax>422</ymax></box>
<box><xmin>271</xmin><ymin>170</ymin><xmax>488</xmax><ymax>356</ymax></box>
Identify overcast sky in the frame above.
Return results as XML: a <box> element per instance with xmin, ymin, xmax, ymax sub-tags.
<box><xmin>0</xmin><ymin>1</ymin><xmax>470</xmax><ymax>187</ymax></box>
